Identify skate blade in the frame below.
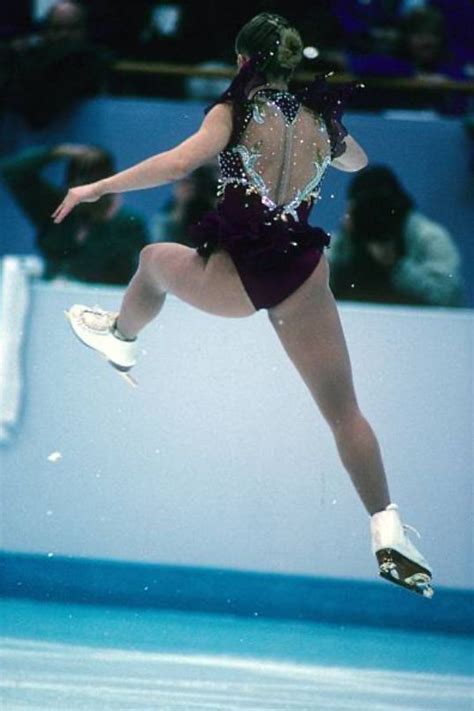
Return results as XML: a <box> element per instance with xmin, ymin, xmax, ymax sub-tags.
<box><xmin>103</xmin><ymin>356</ymin><xmax>138</xmax><ymax>388</ymax></box>
<box><xmin>65</xmin><ymin>310</ymin><xmax>137</xmax><ymax>388</ymax></box>
<box><xmin>377</xmin><ymin>549</ymin><xmax>434</xmax><ymax>599</ymax></box>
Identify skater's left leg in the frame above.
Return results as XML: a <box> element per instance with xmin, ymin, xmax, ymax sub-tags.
<box><xmin>267</xmin><ymin>255</ymin><xmax>390</xmax><ymax>516</ymax></box>
<box><xmin>116</xmin><ymin>242</ymin><xmax>256</xmax><ymax>339</ymax></box>
<box><xmin>267</xmin><ymin>255</ymin><xmax>433</xmax><ymax>596</ymax></box>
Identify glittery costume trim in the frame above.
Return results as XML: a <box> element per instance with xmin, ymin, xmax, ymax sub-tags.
<box><xmin>207</xmin><ymin>66</ymin><xmax>358</xmax><ymax>220</ymax></box>
<box><xmin>188</xmin><ymin>59</ymin><xmax>360</xmax><ymax>309</ymax></box>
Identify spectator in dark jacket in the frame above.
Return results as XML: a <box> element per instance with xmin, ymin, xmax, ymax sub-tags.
<box><xmin>4</xmin><ymin>1</ymin><xmax>110</xmax><ymax>128</ymax></box>
<box><xmin>328</xmin><ymin>165</ymin><xmax>464</xmax><ymax>307</ymax></box>
<box><xmin>1</xmin><ymin>144</ymin><xmax>149</xmax><ymax>285</ymax></box>
<box><xmin>153</xmin><ymin>163</ymin><xmax>218</xmax><ymax>246</ymax></box>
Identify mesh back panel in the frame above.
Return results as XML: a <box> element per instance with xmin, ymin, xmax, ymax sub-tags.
<box><xmin>236</xmin><ymin>95</ymin><xmax>332</xmax><ymax>208</ymax></box>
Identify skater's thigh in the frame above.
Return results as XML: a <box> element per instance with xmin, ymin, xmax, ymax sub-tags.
<box><xmin>267</xmin><ymin>255</ymin><xmax>358</xmax><ymax>420</ymax></box>
<box><xmin>140</xmin><ymin>242</ymin><xmax>256</xmax><ymax>318</ymax></box>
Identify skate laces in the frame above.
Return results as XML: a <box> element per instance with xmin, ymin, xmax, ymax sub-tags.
<box><xmin>80</xmin><ymin>306</ymin><xmax>117</xmax><ymax>333</ymax></box>
<box><xmin>386</xmin><ymin>505</ymin><xmax>421</xmax><ymax>540</ymax></box>
<box><xmin>403</xmin><ymin>523</ymin><xmax>421</xmax><ymax>539</ymax></box>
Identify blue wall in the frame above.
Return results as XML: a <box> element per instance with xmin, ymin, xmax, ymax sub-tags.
<box><xmin>1</xmin><ymin>98</ymin><xmax>473</xmax><ymax>305</ymax></box>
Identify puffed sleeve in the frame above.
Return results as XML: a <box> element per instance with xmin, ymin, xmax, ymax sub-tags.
<box><xmin>298</xmin><ymin>74</ymin><xmax>361</xmax><ymax>160</ymax></box>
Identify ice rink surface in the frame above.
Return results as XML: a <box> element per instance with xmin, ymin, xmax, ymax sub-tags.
<box><xmin>1</xmin><ymin>598</ymin><xmax>472</xmax><ymax>710</ymax></box>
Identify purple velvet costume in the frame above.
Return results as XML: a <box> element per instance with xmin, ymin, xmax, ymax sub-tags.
<box><xmin>188</xmin><ymin>58</ymin><xmax>357</xmax><ymax>310</ymax></box>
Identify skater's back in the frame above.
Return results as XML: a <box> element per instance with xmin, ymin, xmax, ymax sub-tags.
<box><xmin>219</xmin><ymin>85</ymin><xmax>333</xmax><ymax>220</ymax></box>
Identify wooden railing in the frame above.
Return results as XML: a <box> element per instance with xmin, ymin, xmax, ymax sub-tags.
<box><xmin>113</xmin><ymin>60</ymin><xmax>474</xmax><ymax>94</ymax></box>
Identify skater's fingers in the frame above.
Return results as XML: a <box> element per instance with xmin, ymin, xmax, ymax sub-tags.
<box><xmin>52</xmin><ymin>202</ymin><xmax>67</xmax><ymax>223</ymax></box>
<box><xmin>51</xmin><ymin>203</ymin><xmax>63</xmax><ymax>219</ymax></box>
<box><xmin>52</xmin><ymin>184</ymin><xmax>101</xmax><ymax>223</ymax></box>
<box><xmin>52</xmin><ymin>193</ymin><xmax>78</xmax><ymax>223</ymax></box>
<box><xmin>52</xmin><ymin>203</ymin><xmax>72</xmax><ymax>223</ymax></box>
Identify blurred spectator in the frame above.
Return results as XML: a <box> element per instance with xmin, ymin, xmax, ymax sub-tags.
<box><xmin>3</xmin><ymin>1</ymin><xmax>110</xmax><ymax>128</ymax></box>
<box><xmin>95</xmin><ymin>2</ymin><xmax>200</xmax><ymax>99</ymax></box>
<box><xmin>153</xmin><ymin>163</ymin><xmax>218</xmax><ymax>245</ymax></box>
<box><xmin>1</xmin><ymin>144</ymin><xmax>149</xmax><ymax>284</ymax></box>
<box><xmin>396</xmin><ymin>7</ymin><xmax>464</xmax><ymax>80</ymax></box>
<box><xmin>126</xmin><ymin>2</ymin><xmax>188</xmax><ymax>98</ymax></box>
<box><xmin>85</xmin><ymin>1</ymin><xmax>194</xmax><ymax>61</ymax></box>
<box><xmin>135</xmin><ymin>3</ymin><xmax>186</xmax><ymax>61</ymax></box>
<box><xmin>332</xmin><ymin>0</ymin><xmax>406</xmax><ymax>54</ymax></box>
<box><xmin>322</xmin><ymin>6</ymin><xmax>470</xmax><ymax>113</ymax></box>
<box><xmin>330</xmin><ymin>0</ymin><xmax>474</xmax><ymax>66</ymax></box>
<box><xmin>43</xmin><ymin>0</ymin><xmax>87</xmax><ymax>43</ymax></box>
<box><xmin>431</xmin><ymin>0</ymin><xmax>474</xmax><ymax>73</ymax></box>
<box><xmin>328</xmin><ymin>165</ymin><xmax>464</xmax><ymax>307</ymax></box>
<box><xmin>81</xmin><ymin>0</ymin><xmax>149</xmax><ymax>57</ymax></box>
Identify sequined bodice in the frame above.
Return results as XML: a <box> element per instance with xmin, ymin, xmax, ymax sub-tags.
<box><xmin>217</xmin><ymin>88</ymin><xmax>332</xmax><ymax>222</ymax></box>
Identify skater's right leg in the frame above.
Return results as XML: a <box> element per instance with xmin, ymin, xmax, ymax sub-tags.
<box><xmin>65</xmin><ymin>242</ymin><xmax>255</xmax><ymax>378</ymax></box>
<box><xmin>115</xmin><ymin>246</ymin><xmax>167</xmax><ymax>340</ymax></box>
<box><xmin>116</xmin><ymin>242</ymin><xmax>256</xmax><ymax>339</ymax></box>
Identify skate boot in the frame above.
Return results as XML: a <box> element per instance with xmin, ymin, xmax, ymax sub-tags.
<box><xmin>64</xmin><ymin>304</ymin><xmax>138</xmax><ymax>387</ymax></box>
<box><xmin>371</xmin><ymin>503</ymin><xmax>433</xmax><ymax>598</ymax></box>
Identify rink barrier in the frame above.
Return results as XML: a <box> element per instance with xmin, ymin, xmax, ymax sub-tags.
<box><xmin>112</xmin><ymin>60</ymin><xmax>474</xmax><ymax>93</ymax></box>
<box><xmin>0</xmin><ymin>551</ymin><xmax>472</xmax><ymax>635</ymax></box>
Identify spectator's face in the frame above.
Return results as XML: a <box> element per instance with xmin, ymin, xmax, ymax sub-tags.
<box><xmin>407</xmin><ymin>30</ymin><xmax>443</xmax><ymax>67</ymax></box>
<box><xmin>44</xmin><ymin>3</ymin><xmax>86</xmax><ymax>44</ymax></box>
<box><xmin>366</xmin><ymin>240</ymin><xmax>398</xmax><ymax>269</ymax></box>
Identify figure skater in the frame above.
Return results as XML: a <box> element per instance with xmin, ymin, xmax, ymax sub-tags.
<box><xmin>53</xmin><ymin>13</ymin><xmax>433</xmax><ymax>598</ymax></box>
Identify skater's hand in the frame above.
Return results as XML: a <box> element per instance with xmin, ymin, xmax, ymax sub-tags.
<box><xmin>52</xmin><ymin>182</ymin><xmax>104</xmax><ymax>223</ymax></box>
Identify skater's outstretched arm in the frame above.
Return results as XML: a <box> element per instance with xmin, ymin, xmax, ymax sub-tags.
<box><xmin>331</xmin><ymin>136</ymin><xmax>368</xmax><ymax>172</ymax></box>
<box><xmin>52</xmin><ymin>104</ymin><xmax>232</xmax><ymax>224</ymax></box>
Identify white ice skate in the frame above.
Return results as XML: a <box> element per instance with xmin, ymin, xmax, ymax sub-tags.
<box><xmin>371</xmin><ymin>503</ymin><xmax>433</xmax><ymax>598</ymax></box>
<box><xmin>64</xmin><ymin>304</ymin><xmax>138</xmax><ymax>387</ymax></box>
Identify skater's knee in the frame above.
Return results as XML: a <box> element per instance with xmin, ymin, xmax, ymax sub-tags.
<box><xmin>332</xmin><ymin>407</ymin><xmax>373</xmax><ymax>441</ymax></box>
<box><xmin>139</xmin><ymin>242</ymin><xmax>188</xmax><ymax>272</ymax></box>
<box><xmin>325</xmin><ymin>400</ymin><xmax>362</xmax><ymax>433</ymax></box>
<box><xmin>138</xmin><ymin>243</ymin><xmax>175</xmax><ymax>278</ymax></box>
<box><xmin>138</xmin><ymin>244</ymin><xmax>157</xmax><ymax>271</ymax></box>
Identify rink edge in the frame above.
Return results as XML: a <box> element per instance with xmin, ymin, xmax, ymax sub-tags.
<box><xmin>0</xmin><ymin>551</ymin><xmax>472</xmax><ymax>635</ymax></box>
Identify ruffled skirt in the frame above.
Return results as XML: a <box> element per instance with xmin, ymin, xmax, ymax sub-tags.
<box><xmin>188</xmin><ymin>187</ymin><xmax>331</xmax><ymax>310</ymax></box>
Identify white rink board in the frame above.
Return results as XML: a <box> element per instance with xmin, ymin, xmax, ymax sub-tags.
<box><xmin>0</xmin><ymin>280</ymin><xmax>472</xmax><ymax>590</ymax></box>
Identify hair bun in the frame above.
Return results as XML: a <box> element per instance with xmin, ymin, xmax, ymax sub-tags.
<box><xmin>277</xmin><ymin>27</ymin><xmax>303</xmax><ymax>70</ymax></box>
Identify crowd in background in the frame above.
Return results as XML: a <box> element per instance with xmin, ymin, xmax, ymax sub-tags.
<box><xmin>1</xmin><ymin>0</ymin><xmax>473</xmax><ymax>114</ymax></box>
<box><xmin>0</xmin><ymin>1</ymin><xmax>470</xmax><ymax>305</ymax></box>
